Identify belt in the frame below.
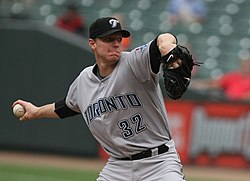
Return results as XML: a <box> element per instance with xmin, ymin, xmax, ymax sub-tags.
<box><xmin>119</xmin><ymin>144</ymin><xmax>169</xmax><ymax>161</ymax></box>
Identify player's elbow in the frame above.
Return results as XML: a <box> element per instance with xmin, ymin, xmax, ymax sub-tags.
<box><xmin>157</xmin><ymin>33</ymin><xmax>177</xmax><ymax>56</ymax></box>
<box><xmin>158</xmin><ymin>33</ymin><xmax>177</xmax><ymax>45</ymax></box>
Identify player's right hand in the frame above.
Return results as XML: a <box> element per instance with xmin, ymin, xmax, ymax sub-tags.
<box><xmin>12</xmin><ymin>100</ymin><xmax>39</xmax><ymax>121</ymax></box>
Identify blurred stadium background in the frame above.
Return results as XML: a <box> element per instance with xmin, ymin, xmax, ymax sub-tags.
<box><xmin>1</xmin><ymin>0</ymin><xmax>250</xmax><ymax>180</ymax></box>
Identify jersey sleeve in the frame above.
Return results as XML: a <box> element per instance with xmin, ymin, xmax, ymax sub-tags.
<box><xmin>126</xmin><ymin>40</ymin><xmax>158</xmax><ymax>83</ymax></box>
<box><xmin>65</xmin><ymin>76</ymin><xmax>81</xmax><ymax>113</ymax></box>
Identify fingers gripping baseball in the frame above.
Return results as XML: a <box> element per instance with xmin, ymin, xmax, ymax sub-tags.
<box><xmin>12</xmin><ymin>100</ymin><xmax>39</xmax><ymax>121</ymax></box>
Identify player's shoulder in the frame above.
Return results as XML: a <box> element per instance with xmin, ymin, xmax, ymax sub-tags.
<box><xmin>122</xmin><ymin>42</ymin><xmax>152</xmax><ymax>57</ymax></box>
<box><xmin>83</xmin><ymin>65</ymin><xmax>94</xmax><ymax>72</ymax></box>
<box><xmin>132</xmin><ymin>41</ymin><xmax>153</xmax><ymax>55</ymax></box>
<box><xmin>121</xmin><ymin>51</ymin><xmax>129</xmax><ymax>59</ymax></box>
<box><xmin>76</xmin><ymin>65</ymin><xmax>94</xmax><ymax>78</ymax></box>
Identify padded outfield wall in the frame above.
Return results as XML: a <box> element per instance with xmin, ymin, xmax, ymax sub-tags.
<box><xmin>0</xmin><ymin>20</ymin><xmax>99</xmax><ymax>157</ymax></box>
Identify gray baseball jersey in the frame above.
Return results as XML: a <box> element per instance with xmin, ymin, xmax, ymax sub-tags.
<box><xmin>65</xmin><ymin>41</ymin><xmax>171</xmax><ymax>159</ymax></box>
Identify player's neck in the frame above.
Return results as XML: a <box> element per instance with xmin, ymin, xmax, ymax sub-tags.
<box><xmin>97</xmin><ymin>62</ymin><xmax>117</xmax><ymax>78</ymax></box>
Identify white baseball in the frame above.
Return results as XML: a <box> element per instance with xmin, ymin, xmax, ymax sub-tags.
<box><xmin>13</xmin><ymin>104</ymin><xmax>26</xmax><ymax>118</ymax></box>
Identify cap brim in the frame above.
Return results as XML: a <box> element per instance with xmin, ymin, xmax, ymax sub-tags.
<box><xmin>97</xmin><ymin>29</ymin><xmax>130</xmax><ymax>38</ymax></box>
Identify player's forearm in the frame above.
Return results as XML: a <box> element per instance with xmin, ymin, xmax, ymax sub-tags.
<box><xmin>157</xmin><ymin>33</ymin><xmax>177</xmax><ymax>56</ymax></box>
<box><xmin>22</xmin><ymin>103</ymin><xmax>59</xmax><ymax>121</ymax></box>
<box><xmin>36</xmin><ymin>103</ymin><xmax>59</xmax><ymax>119</ymax></box>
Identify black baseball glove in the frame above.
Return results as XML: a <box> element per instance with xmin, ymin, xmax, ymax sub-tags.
<box><xmin>161</xmin><ymin>45</ymin><xmax>200</xmax><ymax>99</ymax></box>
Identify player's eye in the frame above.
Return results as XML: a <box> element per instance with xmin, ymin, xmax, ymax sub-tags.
<box><xmin>101</xmin><ymin>37</ymin><xmax>122</xmax><ymax>43</ymax></box>
<box><xmin>117</xmin><ymin>37</ymin><xmax>122</xmax><ymax>43</ymax></box>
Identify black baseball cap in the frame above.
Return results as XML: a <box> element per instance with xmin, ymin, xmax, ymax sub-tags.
<box><xmin>89</xmin><ymin>17</ymin><xmax>130</xmax><ymax>39</ymax></box>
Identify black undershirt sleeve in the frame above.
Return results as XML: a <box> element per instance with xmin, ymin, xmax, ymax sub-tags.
<box><xmin>54</xmin><ymin>98</ymin><xmax>80</xmax><ymax>119</ymax></box>
<box><xmin>149</xmin><ymin>37</ymin><xmax>162</xmax><ymax>74</ymax></box>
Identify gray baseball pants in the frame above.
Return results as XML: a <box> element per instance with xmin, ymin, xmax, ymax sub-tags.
<box><xmin>97</xmin><ymin>139</ymin><xmax>186</xmax><ymax>181</ymax></box>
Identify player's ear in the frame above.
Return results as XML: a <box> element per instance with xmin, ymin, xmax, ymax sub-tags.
<box><xmin>88</xmin><ymin>38</ymin><xmax>96</xmax><ymax>50</ymax></box>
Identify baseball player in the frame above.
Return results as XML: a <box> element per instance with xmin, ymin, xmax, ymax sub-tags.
<box><xmin>13</xmin><ymin>17</ymin><xmax>196</xmax><ymax>181</ymax></box>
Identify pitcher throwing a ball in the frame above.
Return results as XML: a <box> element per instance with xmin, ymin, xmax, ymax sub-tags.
<box><xmin>13</xmin><ymin>17</ymin><xmax>199</xmax><ymax>181</ymax></box>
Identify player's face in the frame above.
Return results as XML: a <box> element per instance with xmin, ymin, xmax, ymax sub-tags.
<box><xmin>89</xmin><ymin>33</ymin><xmax>123</xmax><ymax>64</ymax></box>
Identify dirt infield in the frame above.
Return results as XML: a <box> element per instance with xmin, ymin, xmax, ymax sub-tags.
<box><xmin>0</xmin><ymin>151</ymin><xmax>249</xmax><ymax>181</ymax></box>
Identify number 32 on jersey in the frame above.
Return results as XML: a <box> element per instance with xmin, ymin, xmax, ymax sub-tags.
<box><xmin>117</xmin><ymin>113</ymin><xmax>147</xmax><ymax>139</ymax></box>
